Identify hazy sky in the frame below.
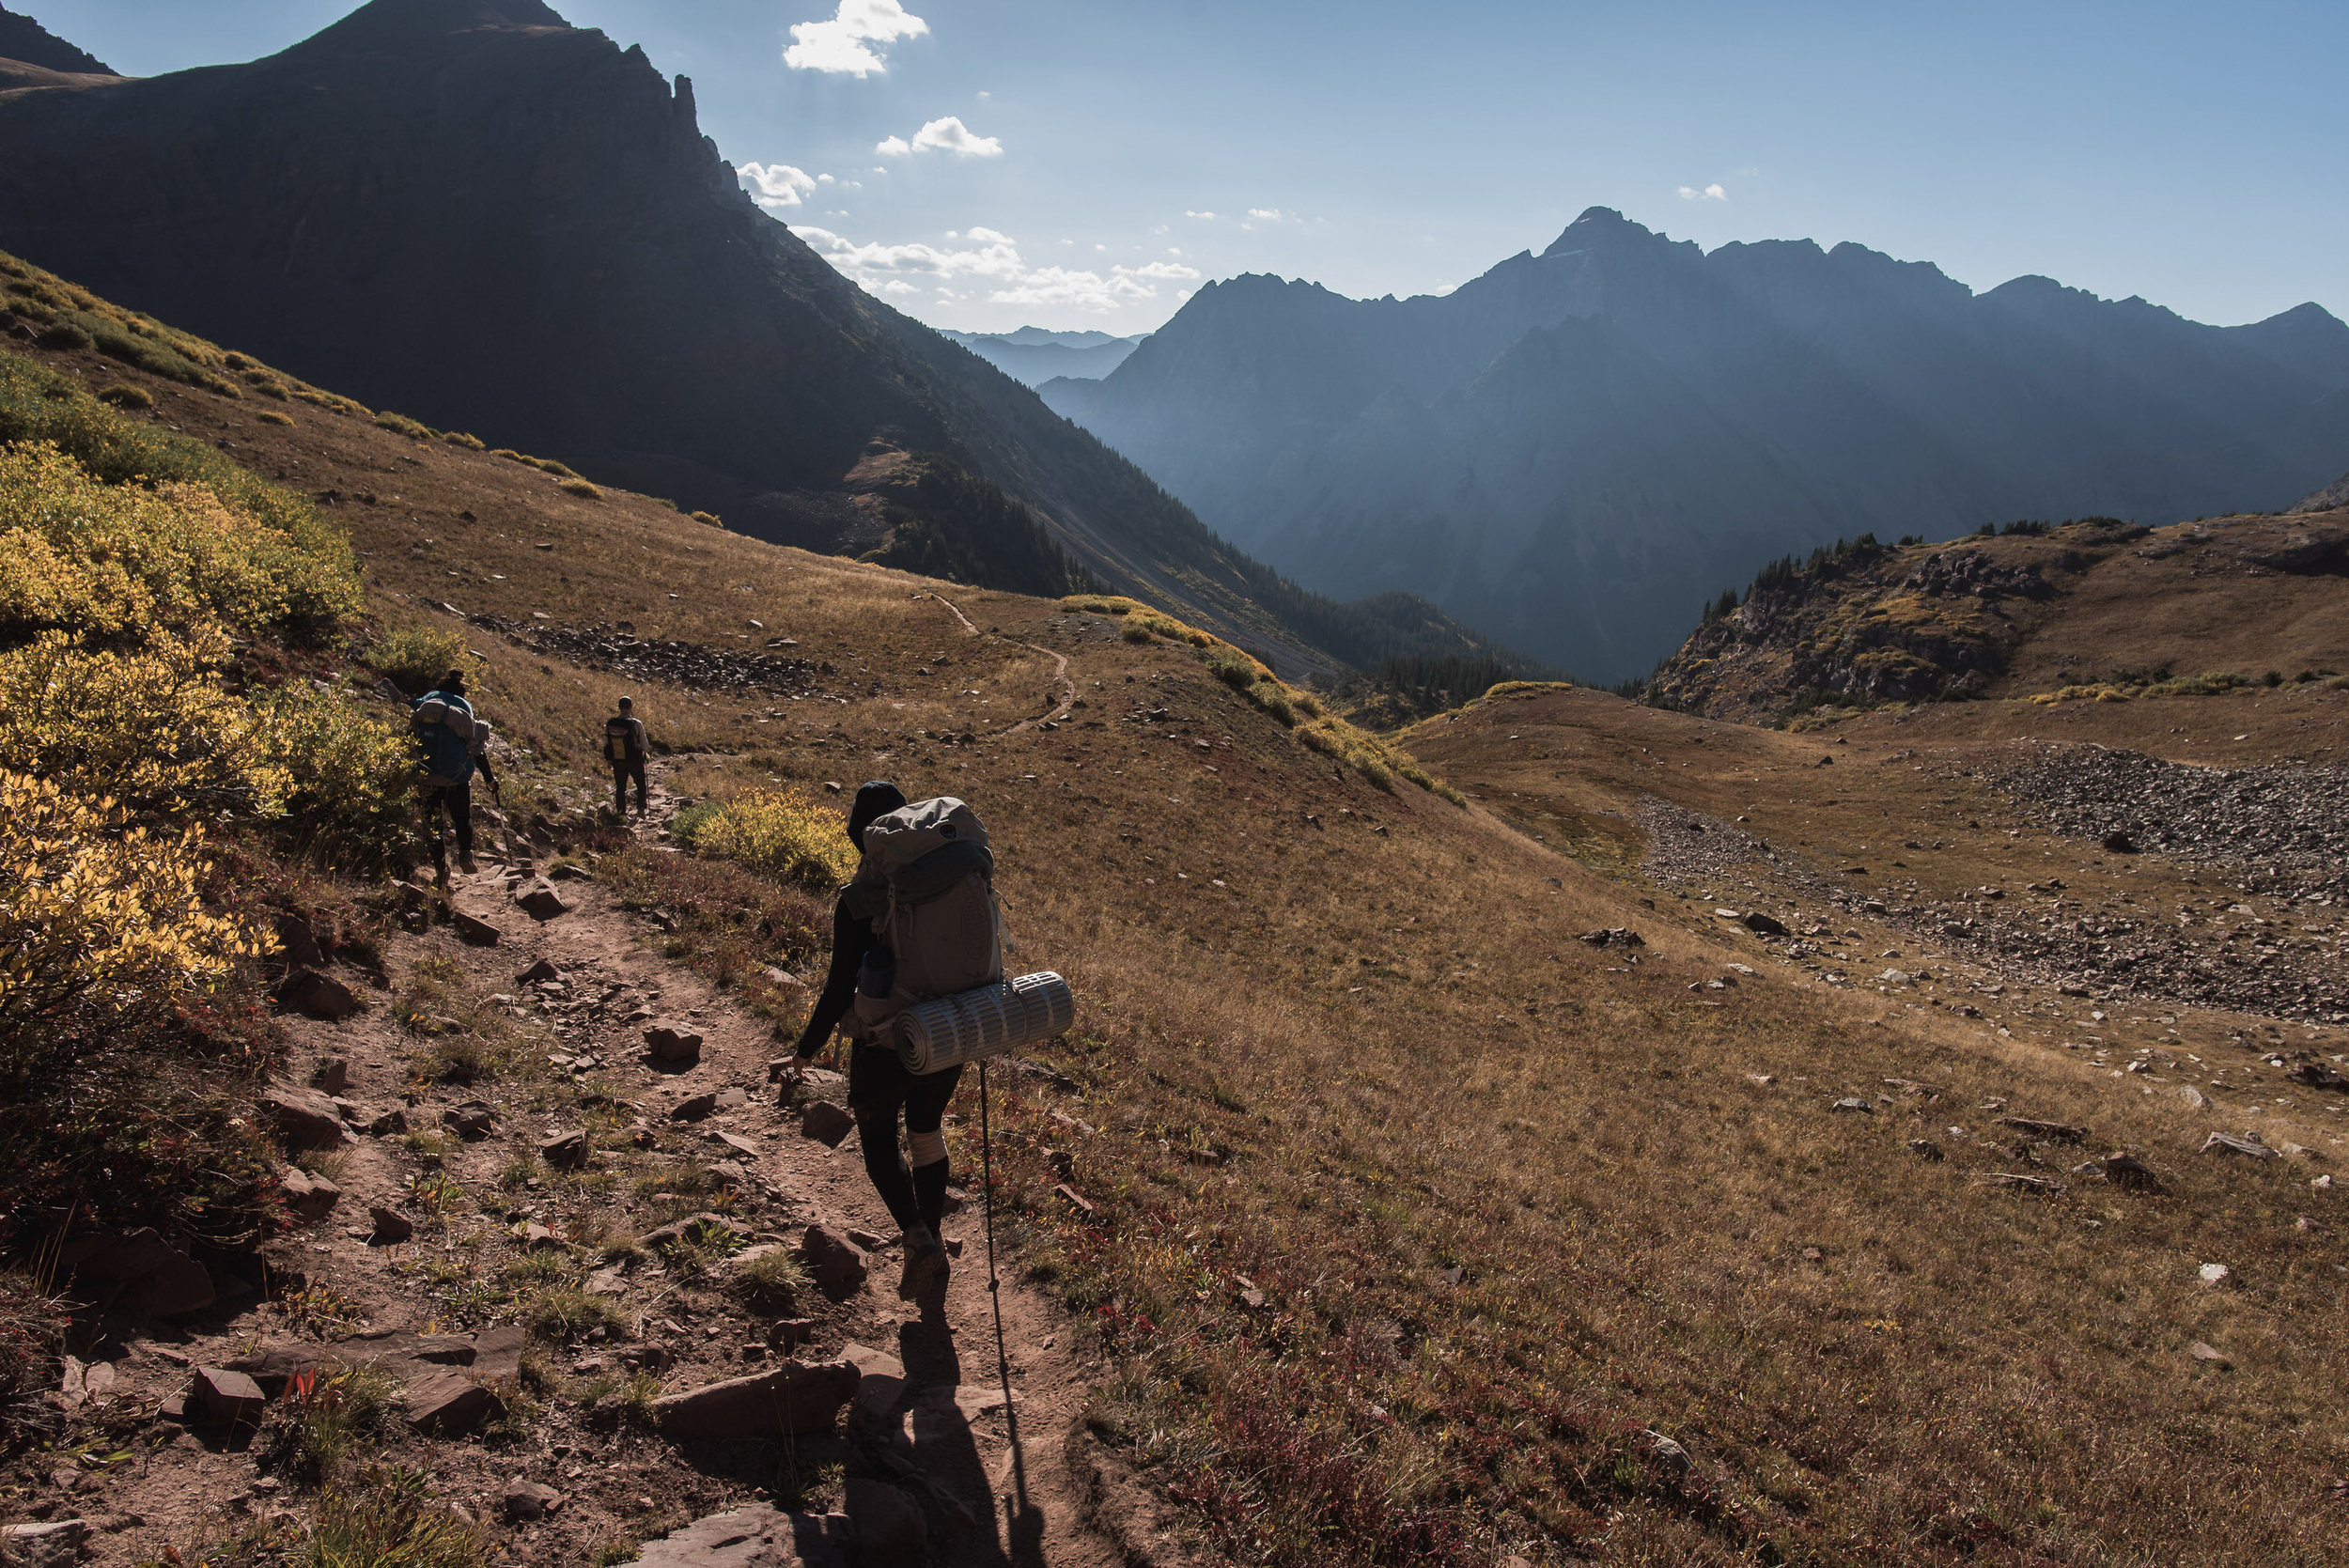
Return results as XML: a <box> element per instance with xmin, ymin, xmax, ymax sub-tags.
<box><xmin>35</xmin><ymin>0</ymin><xmax>2349</xmax><ymax>335</ymax></box>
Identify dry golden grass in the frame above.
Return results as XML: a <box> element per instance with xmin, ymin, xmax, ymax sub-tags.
<box><xmin>29</xmin><ymin>328</ymin><xmax>2349</xmax><ymax>1565</ymax></box>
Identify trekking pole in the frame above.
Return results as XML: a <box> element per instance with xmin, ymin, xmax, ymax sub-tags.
<box><xmin>979</xmin><ymin>1059</ymin><xmax>1027</xmax><ymax>1508</ymax></box>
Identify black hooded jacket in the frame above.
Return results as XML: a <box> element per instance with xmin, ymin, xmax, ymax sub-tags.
<box><xmin>792</xmin><ymin>782</ymin><xmax>906</xmax><ymax>1059</ymax></box>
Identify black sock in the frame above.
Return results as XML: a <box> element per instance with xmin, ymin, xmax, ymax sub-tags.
<box><xmin>912</xmin><ymin>1157</ymin><xmax>950</xmax><ymax>1236</ymax></box>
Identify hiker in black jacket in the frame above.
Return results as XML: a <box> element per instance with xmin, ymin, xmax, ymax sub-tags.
<box><xmin>786</xmin><ymin>780</ymin><xmax>957</xmax><ymax>1300</ymax></box>
<box><xmin>604</xmin><ymin>696</ymin><xmax>649</xmax><ymax>817</ymax></box>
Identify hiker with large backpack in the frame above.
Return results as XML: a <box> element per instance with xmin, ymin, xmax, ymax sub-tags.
<box><xmin>412</xmin><ymin>668</ymin><xmax>501</xmax><ymax>888</ymax></box>
<box><xmin>788</xmin><ymin>782</ymin><xmax>1004</xmax><ymax>1300</ymax></box>
<box><xmin>605</xmin><ymin>696</ymin><xmax>648</xmax><ymax>817</ymax></box>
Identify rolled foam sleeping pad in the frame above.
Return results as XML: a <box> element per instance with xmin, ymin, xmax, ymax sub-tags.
<box><xmin>894</xmin><ymin>971</ymin><xmax>1077</xmax><ymax>1075</ymax></box>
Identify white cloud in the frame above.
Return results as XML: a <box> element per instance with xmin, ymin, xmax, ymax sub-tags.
<box><xmin>1677</xmin><ymin>182</ymin><xmax>1728</xmax><ymax>201</ymax></box>
<box><xmin>784</xmin><ymin>0</ymin><xmax>928</xmax><ymax>76</ymax></box>
<box><xmin>877</xmin><ymin>116</ymin><xmax>1003</xmax><ymax>157</ymax></box>
<box><xmin>738</xmin><ymin>162</ymin><xmax>818</xmax><ymax>210</ymax></box>
<box><xmin>795</xmin><ymin>225</ymin><xmax>1200</xmax><ymax>315</ymax></box>
<box><xmin>1247</xmin><ymin>207</ymin><xmax>1283</xmax><ymax>220</ymax></box>
<box><xmin>1184</xmin><ymin>210</ymin><xmax>1218</xmax><ymax>220</ymax></box>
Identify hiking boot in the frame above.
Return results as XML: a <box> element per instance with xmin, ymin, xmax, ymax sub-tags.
<box><xmin>896</xmin><ymin>1228</ymin><xmax>949</xmax><ymax>1301</ymax></box>
<box><xmin>457</xmin><ymin>854</ymin><xmax>479</xmax><ymax>875</ymax></box>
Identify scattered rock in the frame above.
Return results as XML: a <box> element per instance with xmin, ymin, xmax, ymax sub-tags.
<box><xmin>801</xmin><ymin>1225</ymin><xmax>869</xmax><ymax>1293</ymax></box>
<box><xmin>2199</xmin><ymin>1263</ymin><xmax>2232</xmax><ymax>1286</ymax></box>
<box><xmin>2285</xmin><ymin>1062</ymin><xmax>2349</xmax><ymax>1091</ymax></box>
<box><xmin>648</xmin><ymin>1358</ymin><xmax>860</xmax><ymax>1437</ymax></box>
<box><xmin>281</xmin><ymin>1167</ymin><xmax>342</xmax><ymax>1221</ymax></box>
<box><xmin>672</xmin><ymin>1092</ymin><xmax>719</xmax><ymax>1121</ymax></box>
<box><xmin>767</xmin><ymin>1319</ymin><xmax>817</xmax><ymax>1350</ymax></box>
<box><xmin>844</xmin><ymin>1479</ymin><xmax>926</xmax><ymax>1567</ymax></box>
<box><xmin>629</xmin><ymin>1505</ymin><xmax>854</xmax><ymax>1568</ymax></box>
<box><xmin>2103</xmin><ymin>1152</ymin><xmax>2162</xmax><ymax>1190</ymax></box>
<box><xmin>1641</xmin><ymin>1428</ymin><xmax>1693</xmax><ymax>1480</ymax></box>
<box><xmin>262</xmin><ymin>1086</ymin><xmax>356</xmax><ymax>1149</ymax></box>
<box><xmin>1741</xmin><ymin>910</ymin><xmax>1788</xmax><ymax>936</ymax></box>
<box><xmin>275</xmin><ymin>969</ymin><xmax>363</xmax><ymax>1020</ymax></box>
<box><xmin>514</xmin><ymin>879</ymin><xmax>571</xmax><ymax>921</ymax></box>
<box><xmin>366</xmin><ymin>1108</ymin><xmax>410</xmax><ymax>1137</ymax></box>
<box><xmin>644</xmin><ymin>1021</ymin><xmax>704</xmax><ymax>1065</ymax></box>
<box><xmin>309</xmin><ymin>1057</ymin><xmax>351</xmax><ymax>1095</ymax></box>
<box><xmin>405</xmin><ymin>1370</ymin><xmax>506</xmax><ymax>1436</ymax></box>
<box><xmin>367</xmin><ymin>1206</ymin><xmax>414</xmax><ymax>1244</ymax></box>
<box><xmin>841</xmin><ymin>1343</ymin><xmax>906</xmax><ymax>1423</ymax></box>
<box><xmin>1906</xmin><ymin>1139</ymin><xmax>1943</xmax><ymax>1160</ymax></box>
<box><xmin>442</xmin><ymin>1102</ymin><xmax>497</xmax><ymax>1141</ymax></box>
<box><xmin>2187</xmin><ymin>1341</ymin><xmax>2232</xmax><ymax>1367</ymax></box>
<box><xmin>0</xmin><ymin>1519</ymin><xmax>87</xmax><ymax>1568</ymax></box>
<box><xmin>1972</xmin><ymin>1172</ymin><xmax>2065</xmax><ymax>1195</ymax></box>
<box><xmin>59</xmin><ymin>1229</ymin><xmax>216</xmax><ymax>1319</ymax></box>
<box><xmin>1996</xmin><ymin>1116</ymin><xmax>2087</xmax><ymax>1143</ymax></box>
<box><xmin>2175</xmin><ymin>1086</ymin><xmax>2208</xmax><ymax>1110</ymax></box>
<box><xmin>708</xmin><ymin>1130</ymin><xmax>760</xmax><ymax>1158</ymax></box>
<box><xmin>518</xmin><ymin>959</ymin><xmax>563</xmax><ymax>985</ymax></box>
<box><xmin>449</xmin><ymin>908</ymin><xmax>502</xmax><ymax>947</ymax></box>
<box><xmin>638</xmin><ymin>1212</ymin><xmax>734</xmax><ymax>1252</ymax></box>
<box><xmin>192</xmin><ymin>1366</ymin><xmax>268</xmax><ymax>1424</ymax></box>
<box><xmin>2201</xmin><ymin>1131</ymin><xmax>2280</xmax><ymax>1159</ymax></box>
<box><xmin>800</xmin><ymin>1101</ymin><xmax>855</xmax><ymax>1148</ymax></box>
<box><xmin>539</xmin><ymin>1129</ymin><xmax>588</xmax><ymax>1170</ymax></box>
<box><xmin>1830</xmin><ymin>1097</ymin><xmax>1874</xmax><ymax>1113</ymax></box>
<box><xmin>500</xmin><ymin>1479</ymin><xmax>563</xmax><ymax>1523</ymax></box>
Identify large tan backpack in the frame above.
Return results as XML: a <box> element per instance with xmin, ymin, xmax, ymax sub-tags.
<box><xmin>848</xmin><ymin>798</ymin><xmax>1002</xmax><ymax>1042</ymax></box>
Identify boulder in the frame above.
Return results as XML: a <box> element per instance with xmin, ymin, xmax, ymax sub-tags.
<box><xmin>192</xmin><ymin>1366</ymin><xmax>268</xmax><ymax>1424</ymax></box>
<box><xmin>500</xmin><ymin>1478</ymin><xmax>563</xmax><ymax>1523</ymax></box>
<box><xmin>0</xmin><ymin>1520</ymin><xmax>86</xmax><ymax>1568</ymax></box>
<box><xmin>671</xmin><ymin>1092</ymin><xmax>719</xmax><ymax>1122</ymax></box>
<box><xmin>309</xmin><ymin>1057</ymin><xmax>351</xmax><ymax>1095</ymax></box>
<box><xmin>449</xmin><ymin>908</ymin><xmax>502</xmax><ymax>947</ymax></box>
<box><xmin>1740</xmin><ymin>911</ymin><xmax>1788</xmax><ymax>936</ymax></box>
<box><xmin>801</xmin><ymin>1226</ymin><xmax>869</xmax><ymax>1293</ymax></box>
<box><xmin>2103</xmin><ymin>1152</ymin><xmax>2163</xmax><ymax>1191</ymax></box>
<box><xmin>644</xmin><ymin>1021</ymin><xmax>704</xmax><ymax>1065</ymax></box>
<box><xmin>630</xmin><ymin>1506</ymin><xmax>854</xmax><ymax>1568</ymax></box>
<box><xmin>800</xmin><ymin>1102</ymin><xmax>854</xmax><ymax>1148</ymax></box>
<box><xmin>518</xmin><ymin>958</ymin><xmax>563</xmax><ymax>985</ymax></box>
<box><xmin>648</xmin><ymin>1358</ymin><xmax>860</xmax><ymax>1437</ymax></box>
<box><xmin>263</xmin><ymin>1086</ymin><xmax>355</xmax><ymax>1149</ymax></box>
<box><xmin>843</xmin><ymin>1479</ymin><xmax>926</xmax><ymax>1567</ymax></box>
<box><xmin>840</xmin><ymin>1343</ymin><xmax>905</xmax><ymax>1422</ymax></box>
<box><xmin>276</xmin><ymin>969</ymin><xmax>364</xmax><ymax>1020</ymax></box>
<box><xmin>367</xmin><ymin>1206</ymin><xmax>414</xmax><ymax>1244</ymax></box>
<box><xmin>443</xmin><ymin>1102</ymin><xmax>497</xmax><ymax>1140</ymax></box>
<box><xmin>405</xmin><ymin>1369</ymin><xmax>506</xmax><ymax>1436</ymax></box>
<box><xmin>539</xmin><ymin>1129</ymin><xmax>588</xmax><ymax>1170</ymax></box>
<box><xmin>2201</xmin><ymin>1131</ymin><xmax>2280</xmax><ymax>1159</ymax></box>
<box><xmin>514</xmin><ymin>879</ymin><xmax>571</xmax><ymax>921</ymax></box>
<box><xmin>282</xmin><ymin>1167</ymin><xmax>342</xmax><ymax>1221</ymax></box>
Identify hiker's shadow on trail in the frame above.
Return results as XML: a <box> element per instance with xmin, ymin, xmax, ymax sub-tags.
<box><xmin>894</xmin><ymin>1306</ymin><xmax>1048</xmax><ymax>1568</ymax></box>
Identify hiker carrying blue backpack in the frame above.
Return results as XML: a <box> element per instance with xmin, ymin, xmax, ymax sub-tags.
<box><xmin>412</xmin><ymin>668</ymin><xmax>502</xmax><ymax>888</ymax></box>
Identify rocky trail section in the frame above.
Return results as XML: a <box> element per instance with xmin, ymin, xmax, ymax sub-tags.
<box><xmin>9</xmin><ymin>808</ymin><xmax>1156</xmax><ymax>1568</ymax></box>
<box><xmin>451</xmin><ymin>606</ymin><xmax>844</xmax><ymax>700</ymax></box>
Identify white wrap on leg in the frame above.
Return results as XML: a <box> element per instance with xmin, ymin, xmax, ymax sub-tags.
<box><xmin>909</xmin><ymin>1128</ymin><xmax>947</xmax><ymax>1166</ymax></box>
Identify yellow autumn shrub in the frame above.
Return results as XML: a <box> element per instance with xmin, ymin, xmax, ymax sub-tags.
<box><xmin>676</xmin><ymin>790</ymin><xmax>858</xmax><ymax>891</ymax></box>
<box><xmin>0</xmin><ymin>440</ymin><xmax>349</xmax><ymax>638</ymax></box>
<box><xmin>0</xmin><ymin>769</ymin><xmax>268</xmax><ymax>1062</ymax></box>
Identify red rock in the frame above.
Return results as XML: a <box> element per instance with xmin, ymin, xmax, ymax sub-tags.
<box><xmin>514</xmin><ymin>879</ymin><xmax>570</xmax><ymax>921</ymax></box>
<box><xmin>275</xmin><ymin>969</ymin><xmax>363</xmax><ymax>1020</ymax></box>
<box><xmin>644</xmin><ymin>1021</ymin><xmax>704</xmax><ymax>1064</ymax></box>
<box><xmin>799</xmin><ymin>1102</ymin><xmax>853</xmax><ymax>1148</ymax></box>
<box><xmin>648</xmin><ymin>1358</ymin><xmax>859</xmax><ymax>1437</ymax></box>
<box><xmin>800</xmin><ymin>1225</ymin><xmax>868</xmax><ymax>1293</ymax></box>
<box><xmin>449</xmin><ymin>908</ymin><xmax>502</xmax><ymax>946</ymax></box>
<box><xmin>282</xmin><ymin>1167</ymin><xmax>342</xmax><ymax>1222</ymax></box>
<box><xmin>404</xmin><ymin>1369</ymin><xmax>506</xmax><ymax>1436</ymax></box>
<box><xmin>192</xmin><ymin>1366</ymin><xmax>267</xmax><ymax>1423</ymax></box>
<box><xmin>263</xmin><ymin>1086</ymin><xmax>354</xmax><ymax>1148</ymax></box>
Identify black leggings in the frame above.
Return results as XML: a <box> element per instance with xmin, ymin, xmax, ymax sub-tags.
<box><xmin>848</xmin><ymin>1045</ymin><xmax>962</xmax><ymax>1234</ymax></box>
<box><xmin>612</xmin><ymin>758</ymin><xmax>646</xmax><ymax>814</ymax></box>
<box><xmin>427</xmin><ymin>782</ymin><xmax>473</xmax><ymax>870</ymax></box>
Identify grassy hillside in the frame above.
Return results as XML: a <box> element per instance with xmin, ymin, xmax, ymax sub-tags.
<box><xmin>5</xmin><ymin>257</ymin><xmax>2348</xmax><ymax>1568</ymax></box>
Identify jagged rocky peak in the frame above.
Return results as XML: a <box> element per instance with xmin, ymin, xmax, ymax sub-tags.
<box><xmin>279</xmin><ymin>0</ymin><xmax>572</xmax><ymax>57</ymax></box>
<box><xmin>0</xmin><ymin>5</ymin><xmax>114</xmax><ymax>73</ymax></box>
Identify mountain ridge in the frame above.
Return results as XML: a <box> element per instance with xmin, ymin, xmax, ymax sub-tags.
<box><xmin>0</xmin><ymin>0</ymin><xmax>1531</xmax><ymax>684</ymax></box>
<box><xmin>1045</xmin><ymin>207</ymin><xmax>2349</xmax><ymax>682</ymax></box>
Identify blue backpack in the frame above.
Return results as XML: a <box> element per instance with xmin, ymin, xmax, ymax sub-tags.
<box><xmin>412</xmin><ymin>690</ymin><xmax>476</xmax><ymax>784</ymax></box>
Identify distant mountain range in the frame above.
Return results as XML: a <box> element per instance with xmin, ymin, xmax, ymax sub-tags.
<box><xmin>936</xmin><ymin>328</ymin><xmax>1148</xmax><ymax>388</ymax></box>
<box><xmin>1044</xmin><ymin>208</ymin><xmax>2349</xmax><ymax>681</ymax></box>
<box><xmin>0</xmin><ymin>0</ymin><xmax>1530</xmax><ymax>681</ymax></box>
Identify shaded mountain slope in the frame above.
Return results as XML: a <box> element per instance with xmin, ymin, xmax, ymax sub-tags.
<box><xmin>0</xmin><ymin>0</ymin><xmax>1519</xmax><ymax>682</ymax></box>
<box><xmin>1045</xmin><ymin>208</ymin><xmax>2349</xmax><ymax>682</ymax></box>
<box><xmin>938</xmin><ymin>328</ymin><xmax>1145</xmax><ymax>387</ymax></box>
